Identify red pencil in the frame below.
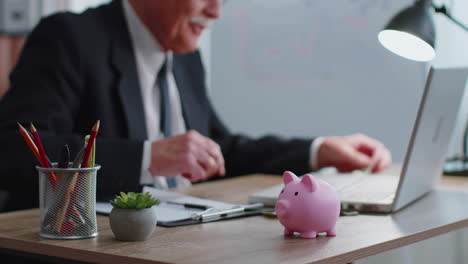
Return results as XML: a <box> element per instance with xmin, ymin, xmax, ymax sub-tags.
<box><xmin>81</xmin><ymin>120</ymin><xmax>100</xmax><ymax>168</ymax></box>
<box><xmin>30</xmin><ymin>123</ymin><xmax>57</xmax><ymax>187</ymax></box>
<box><xmin>17</xmin><ymin>122</ymin><xmax>43</xmax><ymax>166</ymax></box>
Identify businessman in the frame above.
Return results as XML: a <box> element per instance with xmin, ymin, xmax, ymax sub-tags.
<box><xmin>0</xmin><ymin>0</ymin><xmax>391</xmax><ymax>211</ymax></box>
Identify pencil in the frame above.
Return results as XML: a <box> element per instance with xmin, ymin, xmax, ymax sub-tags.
<box><xmin>30</xmin><ymin>123</ymin><xmax>57</xmax><ymax>187</ymax></box>
<box><xmin>84</xmin><ymin>135</ymin><xmax>96</xmax><ymax>167</ymax></box>
<box><xmin>81</xmin><ymin>120</ymin><xmax>100</xmax><ymax>168</ymax></box>
<box><xmin>17</xmin><ymin>122</ymin><xmax>42</xmax><ymax>166</ymax></box>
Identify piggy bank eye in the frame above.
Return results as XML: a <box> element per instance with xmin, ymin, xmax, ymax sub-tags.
<box><xmin>294</xmin><ymin>192</ymin><xmax>299</xmax><ymax>196</ymax></box>
<box><xmin>280</xmin><ymin>189</ymin><xmax>284</xmax><ymax>194</ymax></box>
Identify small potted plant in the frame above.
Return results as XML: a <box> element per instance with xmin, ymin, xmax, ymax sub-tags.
<box><xmin>109</xmin><ymin>192</ymin><xmax>159</xmax><ymax>241</ymax></box>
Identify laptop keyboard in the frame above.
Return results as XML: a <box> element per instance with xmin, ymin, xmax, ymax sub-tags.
<box><xmin>315</xmin><ymin>171</ymin><xmax>399</xmax><ymax>203</ymax></box>
<box><xmin>248</xmin><ymin>169</ymin><xmax>401</xmax><ymax>207</ymax></box>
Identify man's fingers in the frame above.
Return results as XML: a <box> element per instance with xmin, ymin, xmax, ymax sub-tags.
<box><xmin>150</xmin><ymin>131</ymin><xmax>225</xmax><ymax>181</ymax></box>
<box><xmin>348</xmin><ymin>134</ymin><xmax>392</xmax><ymax>173</ymax></box>
<box><xmin>350</xmin><ymin>134</ymin><xmax>385</xmax><ymax>156</ymax></box>
<box><xmin>198</xmin><ymin>136</ymin><xmax>226</xmax><ymax>177</ymax></box>
<box><xmin>316</xmin><ymin>134</ymin><xmax>392</xmax><ymax>173</ymax></box>
<box><xmin>180</xmin><ymin>131</ymin><xmax>222</xmax><ymax>178</ymax></box>
<box><xmin>197</xmin><ymin>154</ymin><xmax>219</xmax><ymax>179</ymax></box>
<box><xmin>358</xmin><ymin>140</ymin><xmax>392</xmax><ymax>173</ymax></box>
<box><xmin>205</xmin><ymin>152</ymin><xmax>225</xmax><ymax>177</ymax></box>
<box><xmin>207</xmin><ymin>144</ymin><xmax>225</xmax><ymax>176</ymax></box>
<box><xmin>348</xmin><ymin>152</ymin><xmax>371</xmax><ymax>169</ymax></box>
<box><xmin>356</xmin><ymin>141</ymin><xmax>384</xmax><ymax>157</ymax></box>
<box><xmin>218</xmin><ymin>164</ymin><xmax>226</xmax><ymax>177</ymax></box>
<box><xmin>371</xmin><ymin>147</ymin><xmax>392</xmax><ymax>173</ymax></box>
<box><xmin>337</xmin><ymin>145</ymin><xmax>372</xmax><ymax>171</ymax></box>
<box><xmin>181</xmin><ymin>154</ymin><xmax>206</xmax><ymax>182</ymax></box>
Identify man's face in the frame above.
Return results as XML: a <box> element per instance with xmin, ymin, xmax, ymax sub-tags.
<box><xmin>146</xmin><ymin>0</ymin><xmax>222</xmax><ymax>53</ymax></box>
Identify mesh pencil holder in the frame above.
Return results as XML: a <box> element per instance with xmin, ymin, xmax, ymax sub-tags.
<box><xmin>37</xmin><ymin>163</ymin><xmax>101</xmax><ymax>239</ymax></box>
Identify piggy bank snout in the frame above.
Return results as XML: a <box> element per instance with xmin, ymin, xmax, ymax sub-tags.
<box><xmin>275</xmin><ymin>199</ymin><xmax>290</xmax><ymax>219</ymax></box>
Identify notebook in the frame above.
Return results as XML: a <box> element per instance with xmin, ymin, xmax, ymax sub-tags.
<box><xmin>249</xmin><ymin>66</ymin><xmax>468</xmax><ymax>213</ymax></box>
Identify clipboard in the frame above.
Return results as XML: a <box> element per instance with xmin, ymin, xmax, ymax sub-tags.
<box><xmin>96</xmin><ymin>186</ymin><xmax>267</xmax><ymax>227</ymax></box>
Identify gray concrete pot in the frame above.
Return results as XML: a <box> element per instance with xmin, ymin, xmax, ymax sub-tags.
<box><xmin>109</xmin><ymin>207</ymin><xmax>157</xmax><ymax>241</ymax></box>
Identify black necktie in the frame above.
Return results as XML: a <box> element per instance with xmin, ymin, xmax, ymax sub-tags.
<box><xmin>158</xmin><ymin>60</ymin><xmax>172</xmax><ymax>138</ymax></box>
<box><xmin>157</xmin><ymin>59</ymin><xmax>177</xmax><ymax>188</ymax></box>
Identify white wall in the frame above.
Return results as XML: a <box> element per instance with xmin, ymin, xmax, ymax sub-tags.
<box><xmin>210</xmin><ymin>0</ymin><xmax>427</xmax><ymax>163</ymax></box>
<box><xmin>41</xmin><ymin>0</ymin><xmax>68</xmax><ymax>16</ymax></box>
<box><xmin>433</xmin><ymin>0</ymin><xmax>468</xmax><ymax>159</ymax></box>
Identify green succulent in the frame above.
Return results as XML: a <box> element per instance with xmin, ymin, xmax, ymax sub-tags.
<box><xmin>110</xmin><ymin>192</ymin><xmax>160</xmax><ymax>209</ymax></box>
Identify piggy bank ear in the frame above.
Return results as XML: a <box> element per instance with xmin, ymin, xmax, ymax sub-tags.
<box><xmin>300</xmin><ymin>174</ymin><xmax>318</xmax><ymax>192</ymax></box>
<box><xmin>283</xmin><ymin>171</ymin><xmax>298</xmax><ymax>185</ymax></box>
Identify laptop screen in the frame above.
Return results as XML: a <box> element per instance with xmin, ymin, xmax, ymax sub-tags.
<box><xmin>393</xmin><ymin>66</ymin><xmax>468</xmax><ymax>211</ymax></box>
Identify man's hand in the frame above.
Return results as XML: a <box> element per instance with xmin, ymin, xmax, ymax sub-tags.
<box><xmin>317</xmin><ymin>134</ymin><xmax>392</xmax><ymax>173</ymax></box>
<box><xmin>149</xmin><ymin>130</ymin><xmax>225</xmax><ymax>182</ymax></box>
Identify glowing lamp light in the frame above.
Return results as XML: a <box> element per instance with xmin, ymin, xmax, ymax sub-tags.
<box><xmin>378</xmin><ymin>29</ymin><xmax>435</xmax><ymax>62</ymax></box>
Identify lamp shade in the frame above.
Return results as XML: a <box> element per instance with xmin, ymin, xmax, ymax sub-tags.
<box><xmin>378</xmin><ymin>2</ymin><xmax>436</xmax><ymax>62</ymax></box>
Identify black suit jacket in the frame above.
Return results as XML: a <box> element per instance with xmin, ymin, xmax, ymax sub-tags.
<box><xmin>0</xmin><ymin>0</ymin><xmax>313</xmax><ymax>211</ymax></box>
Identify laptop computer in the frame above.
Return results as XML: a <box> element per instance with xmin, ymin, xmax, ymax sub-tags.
<box><xmin>248</xmin><ymin>66</ymin><xmax>468</xmax><ymax>213</ymax></box>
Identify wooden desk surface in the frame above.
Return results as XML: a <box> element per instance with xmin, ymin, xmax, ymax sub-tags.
<box><xmin>1</xmin><ymin>175</ymin><xmax>468</xmax><ymax>264</ymax></box>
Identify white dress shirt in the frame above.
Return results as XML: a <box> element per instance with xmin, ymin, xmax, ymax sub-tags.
<box><xmin>122</xmin><ymin>1</ymin><xmax>324</xmax><ymax>187</ymax></box>
<box><xmin>123</xmin><ymin>1</ymin><xmax>191</xmax><ymax>189</ymax></box>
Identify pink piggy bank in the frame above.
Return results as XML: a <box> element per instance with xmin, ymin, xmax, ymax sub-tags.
<box><xmin>275</xmin><ymin>171</ymin><xmax>340</xmax><ymax>239</ymax></box>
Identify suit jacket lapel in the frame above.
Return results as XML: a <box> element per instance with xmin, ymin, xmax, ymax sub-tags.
<box><xmin>108</xmin><ymin>1</ymin><xmax>147</xmax><ymax>140</ymax></box>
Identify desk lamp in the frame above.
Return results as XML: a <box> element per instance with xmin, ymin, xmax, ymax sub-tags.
<box><xmin>378</xmin><ymin>0</ymin><xmax>468</xmax><ymax>175</ymax></box>
<box><xmin>378</xmin><ymin>0</ymin><xmax>436</xmax><ymax>62</ymax></box>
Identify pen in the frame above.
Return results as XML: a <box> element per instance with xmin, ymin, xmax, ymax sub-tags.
<box><xmin>233</xmin><ymin>203</ymin><xmax>264</xmax><ymax>211</ymax></box>
<box><xmin>58</xmin><ymin>144</ymin><xmax>70</xmax><ymax>169</ymax></box>
<box><xmin>191</xmin><ymin>203</ymin><xmax>265</xmax><ymax>222</ymax></box>
<box><xmin>194</xmin><ymin>207</ymin><xmax>246</xmax><ymax>222</ymax></box>
<box><xmin>165</xmin><ymin>201</ymin><xmax>211</xmax><ymax>210</ymax></box>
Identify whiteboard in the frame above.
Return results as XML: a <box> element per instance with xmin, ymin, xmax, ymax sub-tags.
<box><xmin>210</xmin><ymin>0</ymin><xmax>428</xmax><ymax>163</ymax></box>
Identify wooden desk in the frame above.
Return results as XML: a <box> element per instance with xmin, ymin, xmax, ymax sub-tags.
<box><xmin>1</xmin><ymin>175</ymin><xmax>468</xmax><ymax>264</ymax></box>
